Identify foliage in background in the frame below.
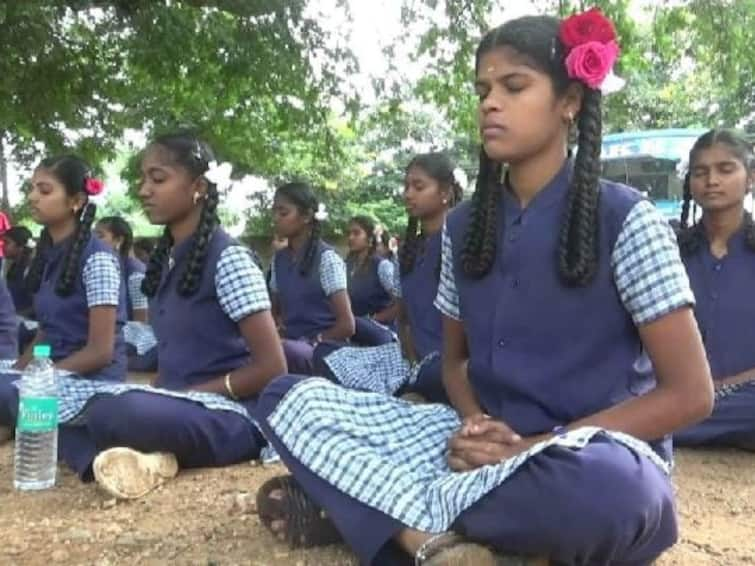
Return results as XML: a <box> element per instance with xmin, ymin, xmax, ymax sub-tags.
<box><xmin>0</xmin><ymin>0</ymin><xmax>355</xmax><ymax>209</ymax></box>
<box><xmin>2</xmin><ymin>0</ymin><xmax>752</xmax><ymax>242</ymax></box>
<box><xmin>403</xmin><ymin>0</ymin><xmax>754</xmax><ymax>139</ymax></box>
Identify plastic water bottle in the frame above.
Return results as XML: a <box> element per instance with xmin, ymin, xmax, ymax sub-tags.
<box><xmin>14</xmin><ymin>344</ymin><xmax>58</xmax><ymax>490</ymax></box>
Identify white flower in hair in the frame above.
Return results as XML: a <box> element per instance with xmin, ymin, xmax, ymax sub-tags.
<box><xmin>600</xmin><ymin>70</ymin><xmax>626</xmax><ymax>96</ymax></box>
<box><xmin>205</xmin><ymin>161</ymin><xmax>233</xmax><ymax>190</ymax></box>
<box><xmin>314</xmin><ymin>203</ymin><xmax>329</xmax><ymax>221</ymax></box>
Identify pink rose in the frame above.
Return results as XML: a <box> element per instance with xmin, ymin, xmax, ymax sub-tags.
<box><xmin>84</xmin><ymin>177</ymin><xmax>105</xmax><ymax>196</ymax></box>
<box><xmin>565</xmin><ymin>40</ymin><xmax>619</xmax><ymax>90</ymax></box>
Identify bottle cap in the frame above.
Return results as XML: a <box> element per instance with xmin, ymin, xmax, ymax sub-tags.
<box><xmin>33</xmin><ymin>344</ymin><xmax>52</xmax><ymax>358</ymax></box>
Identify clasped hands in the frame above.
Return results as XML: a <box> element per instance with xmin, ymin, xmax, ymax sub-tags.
<box><xmin>447</xmin><ymin>414</ymin><xmax>548</xmax><ymax>472</ymax></box>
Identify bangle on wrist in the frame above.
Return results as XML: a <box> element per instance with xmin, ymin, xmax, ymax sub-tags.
<box><xmin>224</xmin><ymin>372</ymin><xmax>239</xmax><ymax>400</ymax></box>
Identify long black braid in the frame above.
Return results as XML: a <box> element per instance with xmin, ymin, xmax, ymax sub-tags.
<box><xmin>58</xmin><ymin>202</ymin><xmax>97</xmax><ymax>296</ymax></box>
<box><xmin>401</xmin><ymin>152</ymin><xmax>464</xmax><ymax>276</ymax></box>
<box><xmin>744</xmin><ymin>214</ymin><xmax>755</xmax><ymax>251</ymax></box>
<box><xmin>677</xmin><ymin>171</ymin><xmax>705</xmax><ymax>255</ymax></box>
<box><xmin>24</xmin><ymin>155</ymin><xmax>97</xmax><ymax>296</ymax></box>
<box><xmin>141</xmin><ymin>228</ymin><xmax>172</xmax><ymax>297</ymax></box>
<box><xmin>274</xmin><ymin>181</ymin><xmax>324</xmax><ymax>277</ymax></box>
<box><xmin>140</xmin><ymin>133</ymin><xmax>220</xmax><ymax>298</ymax></box>
<box><xmin>463</xmin><ymin>16</ymin><xmax>601</xmax><ymax>286</ymax></box>
<box><xmin>678</xmin><ymin>129</ymin><xmax>755</xmax><ymax>256</ymax></box>
<box><xmin>399</xmin><ymin>216</ymin><xmax>421</xmax><ymax>277</ymax></box>
<box><xmin>302</xmin><ymin>217</ymin><xmax>322</xmax><ymax>277</ymax></box>
<box><xmin>558</xmin><ymin>88</ymin><xmax>602</xmax><ymax>286</ymax></box>
<box><xmin>461</xmin><ymin>151</ymin><xmax>501</xmax><ymax>277</ymax></box>
<box><xmin>24</xmin><ymin>229</ymin><xmax>52</xmax><ymax>293</ymax></box>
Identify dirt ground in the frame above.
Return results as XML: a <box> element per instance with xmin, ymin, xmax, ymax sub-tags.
<box><xmin>0</xmin><ymin>444</ymin><xmax>753</xmax><ymax>566</ymax></box>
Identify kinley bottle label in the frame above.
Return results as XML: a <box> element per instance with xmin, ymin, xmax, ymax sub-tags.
<box><xmin>17</xmin><ymin>397</ymin><xmax>58</xmax><ymax>433</ymax></box>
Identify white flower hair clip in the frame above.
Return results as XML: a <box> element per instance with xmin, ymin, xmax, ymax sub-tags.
<box><xmin>600</xmin><ymin>70</ymin><xmax>626</xmax><ymax>95</ymax></box>
<box><xmin>314</xmin><ymin>203</ymin><xmax>329</xmax><ymax>222</ymax></box>
<box><xmin>204</xmin><ymin>161</ymin><xmax>233</xmax><ymax>190</ymax></box>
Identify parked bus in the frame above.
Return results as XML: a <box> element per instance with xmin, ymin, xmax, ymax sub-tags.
<box><xmin>601</xmin><ymin>128</ymin><xmax>707</xmax><ymax>221</ymax></box>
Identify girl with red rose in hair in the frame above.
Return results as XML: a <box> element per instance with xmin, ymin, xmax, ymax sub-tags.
<box><xmin>0</xmin><ymin>155</ymin><xmax>127</xmax><ymax>439</ymax></box>
<box><xmin>251</xmin><ymin>10</ymin><xmax>712</xmax><ymax>565</ymax></box>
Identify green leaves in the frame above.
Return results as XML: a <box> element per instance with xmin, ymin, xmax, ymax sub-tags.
<box><xmin>0</xmin><ymin>0</ymin><xmax>352</xmax><ymax>176</ymax></box>
<box><xmin>406</xmin><ymin>0</ymin><xmax>754</xmax><ymax>134</ymax></box>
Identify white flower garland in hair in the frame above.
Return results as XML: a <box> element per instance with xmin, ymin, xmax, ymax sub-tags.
<box><xmin>204</xmin><ymin>161</ymin><xmax>233</xmax><ymax>190</ymax></box>
<box><xmin>314</xmin><ymin>203</ymin><xmax>329</xmax><ymax>221</ymax></box>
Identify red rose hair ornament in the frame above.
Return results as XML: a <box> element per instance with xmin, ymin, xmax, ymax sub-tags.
<box><xmin>559</xmin><ymin>8</ymin><xmax>624</xmax><ymax>94</ymax></box>
<box><xmin>84</xmin><ymin>177</ymin><xmax>104</xmax><ymax>196</ymax></box>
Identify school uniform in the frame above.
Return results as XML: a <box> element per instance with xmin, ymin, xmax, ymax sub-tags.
<box><xmin>5</xmin><ymin>254</ymin><xmax>33</xmax><ymax>316</ymax></box>
<box><xmin>347</xmin><ymin>254</ymin><xmax>396</xmax><ymax>346</ymax></box>
<box><xmin>120</xmin><ymin>255</ymin><xmax>158</xmax><ymax>372</ymax></box>
<box><xmin>675</xmin><ymin>227</ymin><xmax>755</xmax><ymax>449</ymax></box>
<box><xmin>0</xmin><ymin>278</ymin><xmax>17</xmax><ymax>361</ymax></box>
<box><xmin>0</xmin><ymin>235</ymin><xmax>127</xmax><ymax>426</ymax></box>
<box><xmin>5</xmin><ymin>253</ymin><xmax>35</xmax><ymax>354</ymax></box>
<box><xmin>53</xmin><ymin>228</ymin><xmax>271</xmax><ymax>479</ymax></box>
<box><xmin>318</xmin><ymin>233</ymin><xmax>445</xmax><ymax>402</ymax></box>
<box><xmin>270</xmin><ymin>242</ymin><xmax>348</xmax><ymax>374</ymax></box>
<box><xmin>122</xmin><ymin>256</ymin><xmax>146</xmax><ymax>319</ymax></box>
<box><xmin>255</xmin><ymin>162</ymin><xmax>693</xmax><ymax>564</ymax></box>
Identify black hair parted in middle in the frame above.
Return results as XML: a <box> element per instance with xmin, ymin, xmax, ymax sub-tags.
<box><xmin>400</xmin><ymin>152</ymin><xmax>464</xmax><ymax>277</ymax></box>
<box><xmin>461</xmin><ymin>15</ymin><xmax>602</xmax><ymax>286</ymax></box>
<box><xmin>24</xmin><ymin>155</ymin><xmax>98</xmax><ymax>297</ymax></box>
<box><xmin>678</xmin><ymin>128</ymin><xmax>755</xmax><ymax>255</ymax></box>
<box><xmin>274</xmin><ymin>181</ymin><xmax>324</xmax><ymax>277</ymax></box>
<box><xmin>140</xmin><ymin>132</ymin><xmax>220</xmax><ymax>299</ymax></box>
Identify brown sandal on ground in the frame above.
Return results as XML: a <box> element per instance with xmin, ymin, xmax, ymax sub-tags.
<box><xmin>256</xmin><ymin>475</ymin><xmax>342</xmax><ymax>548</ymax></box>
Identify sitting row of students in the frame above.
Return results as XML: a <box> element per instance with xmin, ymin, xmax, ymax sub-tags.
<box><xmin>0</xmin><ymin>10</ymin><xmax>752</xmax><ymax>564</ymax></box>
<box><xmin>0</xmin><ymin>134</ymin><xmax>286</xmax><ymax>496</ymax></box>
<box><xmin>251</xmin><ymin>12</ymin><xmax>748</xmax><ymax>565</ymax></box>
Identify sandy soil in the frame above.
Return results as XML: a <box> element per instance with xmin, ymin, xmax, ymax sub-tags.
<box><xmin>0</xmin><ymin>443</ymin><xmax>753</xmax><ymax>565</ymax></box>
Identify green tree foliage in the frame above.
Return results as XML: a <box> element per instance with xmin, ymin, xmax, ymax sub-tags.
<box><xmin>404</xmin><ymin>0</ymin><xmax>754</xmax><ymax>137</ymax></box>
<box><xmin>0</xmin><ymin>0</ymin><xmax>356</xmax><ymax>208</ymax></box>
<box><xmin>3</xmin><ymin>0</ymin><xmax>751</xmax><ymax>240</ymax></box>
